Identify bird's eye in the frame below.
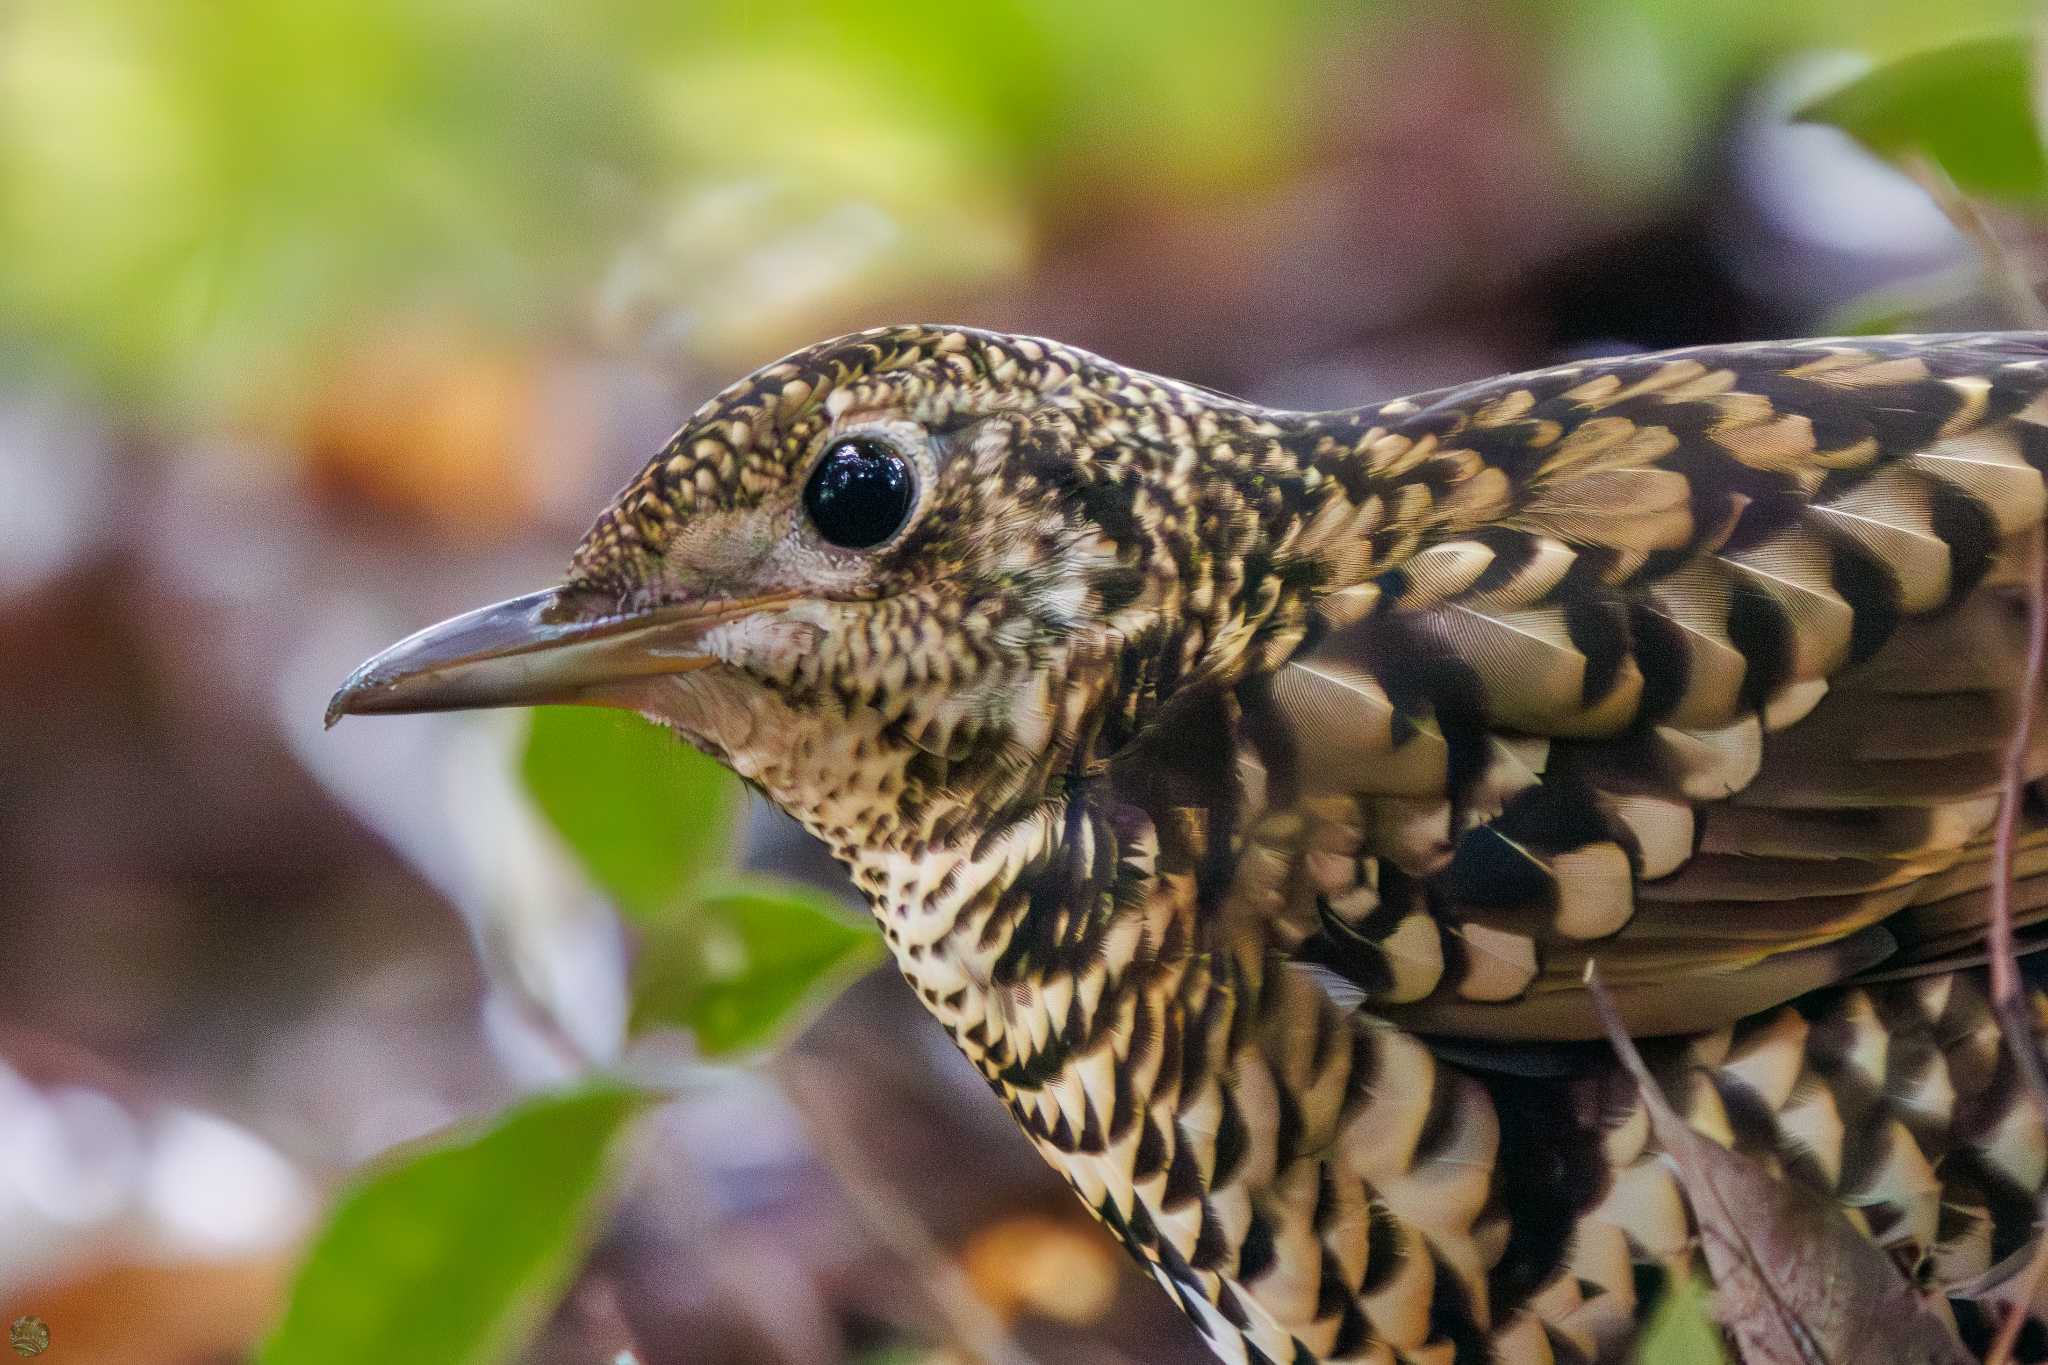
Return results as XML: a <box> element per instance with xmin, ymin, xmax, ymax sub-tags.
<box><xmin>803</xmin><ymin>437</ymin><xmax>916</xmax><ymax>549</ymax></box>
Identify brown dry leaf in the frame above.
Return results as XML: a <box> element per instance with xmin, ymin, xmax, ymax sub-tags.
<box><xmin>1584</xmin><ymin>963</ymin><xmax>1973</xmax><ymax>1365</ymax></box>
<box><xmin>299</xmin><ymin>321</ymin><xmax>580</xmax><ymax>538</ymax></box>
<box><xmin>958</xmin><ymin>1210</ymin><xmax>1122</xmax><ymax>1329</ymax></box>
<box><xmin>2</xmin><ymin>1253</ymin><xmax>296</xmax><ymax>1365</ymax></box>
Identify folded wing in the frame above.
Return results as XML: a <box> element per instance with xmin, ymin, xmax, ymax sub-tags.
<box><xmin>1235</xmin><ymin>335</ymin><xmax>2048</xmax><ymax>1040</ymax></box>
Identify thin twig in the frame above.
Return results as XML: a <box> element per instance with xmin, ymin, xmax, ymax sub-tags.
<box><xmin>1989</xmin><ymin>1238</ymin><xmax>2048</xmax><ymax>1365</ymax></box>
<box><xmin>1901</xmin><ymin>152</ymin><xmax>2048</xmax><ymax>329</ymax></box>
<box><xmin>492</xmin><ymin>974</ymin><xmax>603</xmax><ymax>1074</ymax></box>
<box><xmin>1986</xmin><ymin>523</ymin><xmax>2048</xmax><ymax>1365</ymax></box>
<box><xmin>776</xmin><ymin>1054</ymin><xmax>1042</xmax><ymax>1365</ymax></box>
<box><xmin>1987</xmin><ymin>523</ymin><xmax>2048</xmax><ymax>1105</ymax></box>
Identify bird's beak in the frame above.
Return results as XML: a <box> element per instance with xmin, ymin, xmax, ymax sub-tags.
<box><xmin>325</xmin><ymin>586</ymin><xmax>785</xmax><ymax>727</ymax></box>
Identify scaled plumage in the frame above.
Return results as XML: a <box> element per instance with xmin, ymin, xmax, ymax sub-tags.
<box><xmin>338</xmin><ymin>326</ymin><xmax>2048</xmax><ymax>1364</ymax></box>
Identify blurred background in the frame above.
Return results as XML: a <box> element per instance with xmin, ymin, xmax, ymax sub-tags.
<box><xmin>1</xmin><ymin>1</ymin><xmax>2042</xmax><ymax>1362</ymax></box>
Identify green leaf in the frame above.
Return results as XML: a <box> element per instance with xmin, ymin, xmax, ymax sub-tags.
<box><xmin>520</xmin><ymin>706</ymin><xmax>735</xmax><ymax>921</ymax></box>
<box><xmin>1634</xmin><ymin>1272</ymin><xmax>1731</xmax><ymax>1365</ymax></box>
<box><xmin>633</xmin><ymin>881</ymin><xmax>881</xmax><ymax>1055</ymax></box>
<box><xmin>1801</xmin><ymin>34</ymin><xmax>2048</xmax><ymax>200</ymax></box>
<box><xmin>259</xmin><ymin>1083</ymin><xmax>650</xmax><ymax>1365</ymax></box>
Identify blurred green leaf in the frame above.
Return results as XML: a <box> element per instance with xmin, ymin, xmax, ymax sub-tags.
<box><xmin>520</xmin><ymin>703</ymin><xmax>876</xmax><ymax>1057</ymax></box>
<box><xmin>1634</xmin><ymin>1272</ymin><xmax>1730</xmax><ymax>1365</ymax></box>
<box><xmin>521</xmin><ymin>706</ymin><xmax>735</xmax><ymax>921</ymax></box>
<box><xmin>0</xmin><ymin>0</ymin><xmax>1355</xmax><ymax>415</ymax></box>
<box><xmin>1550</xmin><ymin>0</ymin><xmax>2032</xmax><ymax>207</ymax></box>
<box><xmin>598</xmin><ymin>0</ymin><xmax>1354</xmax><ymax>358</ymax></box>
<box><xmin>1819</xmin><ymin>263</ymin><xmax>1988</xmax><ymax>335</ymax></box>
<box><xmin>0</xmin><ymin>0</ymin><xmax>649</xmax><ymax>416</ymax></box>
<box><xmin>12</xmin><ymin>0</ymin><xmax>2048</xmax><ymax>420</ymax></box>
<box><xmin>260</xmin><ymin>1083</ymin><xmax>649</xmax><ymax>1365</ymax></box>
<box><xmin>1801</xmin><ymin>34</ymin><xmax>2048</xmax><ymax>199</ymax></box>
<box><xmin>634</xmin><ymin>881</ymin><xmax>881</xmax><ymax>1056</ymax></box>
<box><xmin>625</xmin><ymin>0</ymin><xmax>1343</xmax><ymax>192</ymax></box>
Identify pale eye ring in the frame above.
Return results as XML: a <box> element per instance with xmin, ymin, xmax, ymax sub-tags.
<box><xmin>803</xmin><ymin>437</ymin><xmax>917</xmax><ymax>549</ymax></box>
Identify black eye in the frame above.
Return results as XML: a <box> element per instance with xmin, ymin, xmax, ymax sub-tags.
<box><xmin>803</xmin><ymin>437</ymin><xmax>916</xmax><ymax>549</ymax></box>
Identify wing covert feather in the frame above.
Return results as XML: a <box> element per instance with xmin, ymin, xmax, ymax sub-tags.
<box><xmin>1230</xmin><ymin>335</ymin><xmax>2048</xmax><ymax>1039</ymax></box>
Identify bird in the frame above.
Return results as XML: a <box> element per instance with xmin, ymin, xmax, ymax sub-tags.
<box><xmin>330</xmin><ymin>325</ymin><xmax>2048</xmax><ymax>1364</ymax></box>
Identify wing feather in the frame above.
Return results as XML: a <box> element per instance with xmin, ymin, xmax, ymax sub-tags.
<box><xmin>1216</xmin><ymin>334</ymin><xmax>2048</xmax><ymax>1039</ymax></box>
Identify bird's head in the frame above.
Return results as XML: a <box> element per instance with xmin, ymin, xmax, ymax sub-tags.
<box><xmin>329</xmin><ymin>325</ymin><xmax>1326</xmax><ymax>858</ymax></box>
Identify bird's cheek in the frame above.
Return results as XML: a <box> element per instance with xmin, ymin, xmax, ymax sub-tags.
<box><xmin>693</xmin><ymin>608</ymin><xmax>829</xmax><ymax>685</ymax></box>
